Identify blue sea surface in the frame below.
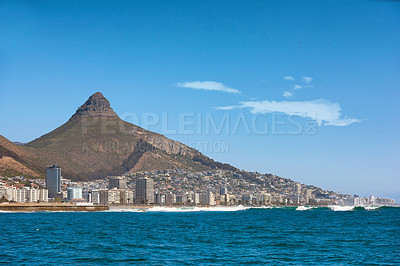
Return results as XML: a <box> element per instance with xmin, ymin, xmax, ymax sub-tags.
<box><xmin>1</xmin><ymin>207</ymin><xmax>399</xmax><ymax>264</ymax></box>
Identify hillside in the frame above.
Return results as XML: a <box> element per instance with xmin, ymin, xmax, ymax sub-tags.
<box><xmin>0</xmin><ymin>92</ymin><xmax>238</xmax><ymax>180</ymax></box>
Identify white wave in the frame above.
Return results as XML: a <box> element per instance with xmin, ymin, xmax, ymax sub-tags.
<box><xmin>105</xmin><ymin>206</ymin><xmax>250</xmax><ymax>213</ymax></box>
<box><xmin>147</xmin><ymin>205</ymin><xmax>249</xmax><ymax>212</ymax></box>
<box><xmin>328</xmin><ymin>205</ymin><xmax>354</xmax><ymax>211</ymax></box>
<box><xmin>296</xmin><ymin>206</ymin><xmax>315</xmax><ymax>211</ymax></box>
<box><xmin>249</xmin><ymin>206</ymin><xmax>272</xmax><ymax>210</ymax></box>
<box><xmin>105</xmin><ymin>208</ymin><xmax>148</xmax><ymax>213</ymax></box>
<box><xmin>363</xmin><ymin>206</ymin><xmax>381</xmax><ymax>211</ymax></box>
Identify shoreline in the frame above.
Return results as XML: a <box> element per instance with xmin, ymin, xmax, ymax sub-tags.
<box><xmin>1</xmin><ymin>203</ymin><xmax>396</xmax><ymax>212</ymax></box>
<box><xmin>0</xmin><ymin>203</ymin><xmax>109</xmax><ymax>212</ymax></box>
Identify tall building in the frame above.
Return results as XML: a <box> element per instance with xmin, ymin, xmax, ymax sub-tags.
<box><xmin>369</xmin><ymin>195</ymin><xmax>375</xmax><ymax>204</ymax></box>
<box><xmin>176</xmin><ymin>194</ymin><xmax>187</xmax><ymax>205</ymax></box>
<box><xmin>200</xmin><ymin>192</ymin><xmax>215</xmax><ymax>206</ymax></box>
<box><xmin>99</xmin><ymin>189</ymin><xmax>121</xmax><ymax>205</ymax></box>
<box><xmin>108</xmin><ymin>176</ymin><xmax>127</xmax><ymax>190</ymax></box>
<box><xmin>135</xmin><ymin>177</ymin><xmax>154</xmax><ymax>204</ymax></box>
<box><xmin>165</xmin><ymin>192</ymin><xmax>176</xmax><ymax>205</ymax></box>
<box><xmin>15</xmin><ymin>188</ymin><xmax>26</xmax><ymax>203</ymax></box>
<box><xmin>120</xmin><ymin>190</ymin><xmax>134</xmax><ymax>205</ymax></box>
<box><xmin>155</xmin><ymin>193</ymin><xmax>166</xmax><ymax>205</ymax></box>
<box><xmin>294</xmin><ymin>183</ymin><xmax>302</xmax><ymax>194</ymax></box>
<box><xmin>46</xmin><ymin>165</ymin><xmax>61</xmax><ymax>198</ymax></box>
<box><xmin>0</xmin><ymin>187</ymin><xmax>48</xmax><ymax>203</ymax></box>
<box><xmin>67</xmin><ymin>187</ymin><xmax>83</xmax><ymax>201</ymax></box>
<box><xmin>258</xmin><ymin>192</ymin><xmax>271</xmax><ymax>205</ymax></box>
<box><xmin>194</xmin><ymin>193</ymin><xmax>200</xmax><ymax>205</ymax></box>
<box><xmin>220</xmin><ymin>187</ymin><xmax>228</xmax><ymax>195</ymax></box>
<box><xmin>91</xmin><ymin>190</ymin><xmax>100</xmax><ymax>204</ymax></box>
<box><xmin>304</xmin><ymin>189</ymin><xmax>313</xmax><ymax>203</ymax></box>
<box><xmin>38</xmin><ymin>189</ymin><xmax>49</xmax><ymax>202</ymax></box>
<box><xmin>24</xmin><ymin>188</ymin><xmax>39</xmax><ymax>203</ymax></box>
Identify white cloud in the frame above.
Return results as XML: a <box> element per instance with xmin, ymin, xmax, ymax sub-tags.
<box><xmin>325</xmin><ymin>118</ymin><xmax>361</xmax><ymax>126</ymax></box>
<box><xmin>293</xmin><ymin>84</ymin><xmax>302</xmax><ymax>90</ymax></box>
<box><xmin>283</xmin><ymin>91</ymin><xmax>293</xmax><ymax>98</ymax></box>
<box><xmin>284</xmin><ymin>76</ymin><xmax>295</xmax><ymax>81</ymax></box>
<box><xmin>214</xmin><ymin>105</ymin><xmax>237</xmax><ymax>110</ymax></box>
<box><xmin>216</xmin><ymin>99</ymin><xmax>360</xmax><ymax>127</ymax></box>
<box><xmin>302</xmin><ymin>76</ymin><xmax>313</xmax><ymax>84</ymax></box>
<box><xmin>177</xmin><ymin>81</ymin><xmax>240</xmax><ymax>94</ymax></box>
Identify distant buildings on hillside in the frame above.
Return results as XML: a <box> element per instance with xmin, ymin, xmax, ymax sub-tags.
<box><xmin>0</xmin><ymin>166</ymin><xmax>397</xmax><ymax>207</ymax></box>
<box><xmin>338</xmin><ymin>195</ymin><xmax>395</xmax><ymax>206</ymax></box>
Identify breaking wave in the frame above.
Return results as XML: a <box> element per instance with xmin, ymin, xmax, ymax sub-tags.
<box><xmin>328</xmin><ymin>205</ymin><xmax>386</xmax><ymax>211</ymax></box>
<box><xmin>2</xmin><ymin>205</ymin><xmax>391</xmax><ymax>213</ymax></box>
<box><xmin>328</xmin><ymin>205</ymin><xmax>355</xmax><ymax>211</ymax></box>
<box><xmin>363</xmin><ymin>206</ymin><xmax>382</xmax><ymax>211</ymax></box>
<box><xmin>296</xmin><ymin>206</ymin><xmax>316</xmax><ymax>211</ymax></box>
<box><xmin>107</xmin><ymin>205</ymin><xmax>249</xmax><ymax>213</ymax></box>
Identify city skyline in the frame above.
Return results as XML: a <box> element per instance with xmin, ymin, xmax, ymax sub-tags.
<box><xmin>0</xmin><ymin>0</ymin><xmax>399</xmax><ymax>201</ymax></box>
<box><xmin>3</xmin><ymin>168</ymin><xmax>396</xmax><ymax>207</ymax></box>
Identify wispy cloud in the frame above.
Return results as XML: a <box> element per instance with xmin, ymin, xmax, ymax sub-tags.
<box><xmin>325</xmin><ymin>118</ymin><xmax>361</xmax><ymax>126</ymax></box>
<box><xmin>302</xmin><ymin>76</ymin><xmax>313</xmax><ymax>84</ymax></box>
<box><xmin>293</xmin><ymin>84</ymin><xmax>302</xmax><ymax>90</ymax></box>
<box><xmin>281</xmin><ymin>76</ymin><xmax>312</xmax><ymax>98</ymax></box>
<box><xmin>214</xmin><ymin>105</ymin><xmax>237</xmax><ymax>110</ymax></box>
<box><xmin>216</xmin><ymin>99</ymin><xmax>360</xmax><ymax>127</ymax></box>
<box><xmin>283</xmin><ymin>91</ymin><xmax>293</xmax><ymax>98</ymax></box>
<box><xmin>284</xmin><ymin>76</ymin><xmax>295</xmax><ymax>81</ymax></box>
<box><xmin>177</xmin><ymin>81</ymin><xmax>240</xmax><ymax>94</ymax></box>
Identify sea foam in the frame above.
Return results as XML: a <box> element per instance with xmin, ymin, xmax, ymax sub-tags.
<box><xmin>107</xmin><ymin>205</ymin><xmax>249</xmax><ymax>213</ymax></box>
<box><xmin>296</xmin><ymin>206</ymin><xmax>315</xmax><ymax>211</ymax></box>
<box><xmin>148</xmin><ymin>205</ymin><xmax>249</xmax><ymax>212</ymax></box>
<box><xmin>328</xmin><ymin>206</ymin><xmax>355</xmax><ymax>211</ymax></box>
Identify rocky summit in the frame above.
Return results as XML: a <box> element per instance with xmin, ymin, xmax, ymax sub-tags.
<box><xmin>72</xmin><ymin>92</ymin><xmax>119</xmax><ymax>118</ymax></box>
<box><xmin>0</xmin><ymin>92</ymin><xmax>236</xmax><ymax>180</ymax></box>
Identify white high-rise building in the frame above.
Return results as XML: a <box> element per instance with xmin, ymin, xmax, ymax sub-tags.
<box><xmin>39</xmin><ymin>189</ymin><xmax>49</xmax><ymax>202</ymax></box>
<box><xmin>15</xmin><ymin>189</ymin><xmax>26</xmax><ymax>203</ymax></box>
<box><xmin>0</xmin><ymin>187</ymin><xmax>47</xmax><ymax>203</ymax></box>
<box><xmin>67</xmin><ymin>187</ymin><xmax>83</xmax><ymax>201</ymax></box>
<box><xmin>24</xmin><ymin>188</ymin><xmax>39</xmax><ymax>203</ymax></box>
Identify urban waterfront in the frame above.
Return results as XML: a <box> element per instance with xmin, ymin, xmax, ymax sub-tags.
<box><xmin>2</xmin><ymin>169</ymin><xmax>396</xmax><ymax>207</ymax></box>
<box><xmin>1</xmin><ymin>207</ymin><xmax>399</xmax><ymax>264</ymax></box>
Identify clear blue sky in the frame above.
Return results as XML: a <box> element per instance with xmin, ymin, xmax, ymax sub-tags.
<box><xmin>1</xmin><ymin>0</ymin><xmax>399</xmax><ymax>201</ymax></box>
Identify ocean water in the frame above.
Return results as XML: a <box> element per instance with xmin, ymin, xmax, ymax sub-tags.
<box><xmin>1</xmin><ymin>206</ymin><xmax>399</xmax><ymax>264</ymax></box>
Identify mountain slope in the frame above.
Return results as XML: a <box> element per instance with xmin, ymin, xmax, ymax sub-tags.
<box><xmin>0</xmin><ymin>135</ymin><xmax>42</xmax><ymax>178</ymax></box>
<box><xmin>1</xmin><ymin>92</ymin><xmax>232</xmax><ymax>180</ymax></box>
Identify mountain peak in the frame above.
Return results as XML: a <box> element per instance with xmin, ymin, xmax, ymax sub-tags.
<box><xmin>72</xmin><ymin>92</ymin><xmax>119</xmax><ymax>119</ymax></box>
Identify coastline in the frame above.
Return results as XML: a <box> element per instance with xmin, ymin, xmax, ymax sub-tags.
<box><xmin>1</xmin><ymin>203</ymin><xmax>397</xmax><ymax>212</ymax></box>
<box><xmin>0</xmin><ymin>203</ymin><xmax>109</xmax><ymax>212</ymax></box>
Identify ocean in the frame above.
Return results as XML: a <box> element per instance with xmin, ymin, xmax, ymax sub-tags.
<box><xmin>1</xmin><ymin>206</ymin><xmax>399</xmax><ymax>264</ymax></box>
